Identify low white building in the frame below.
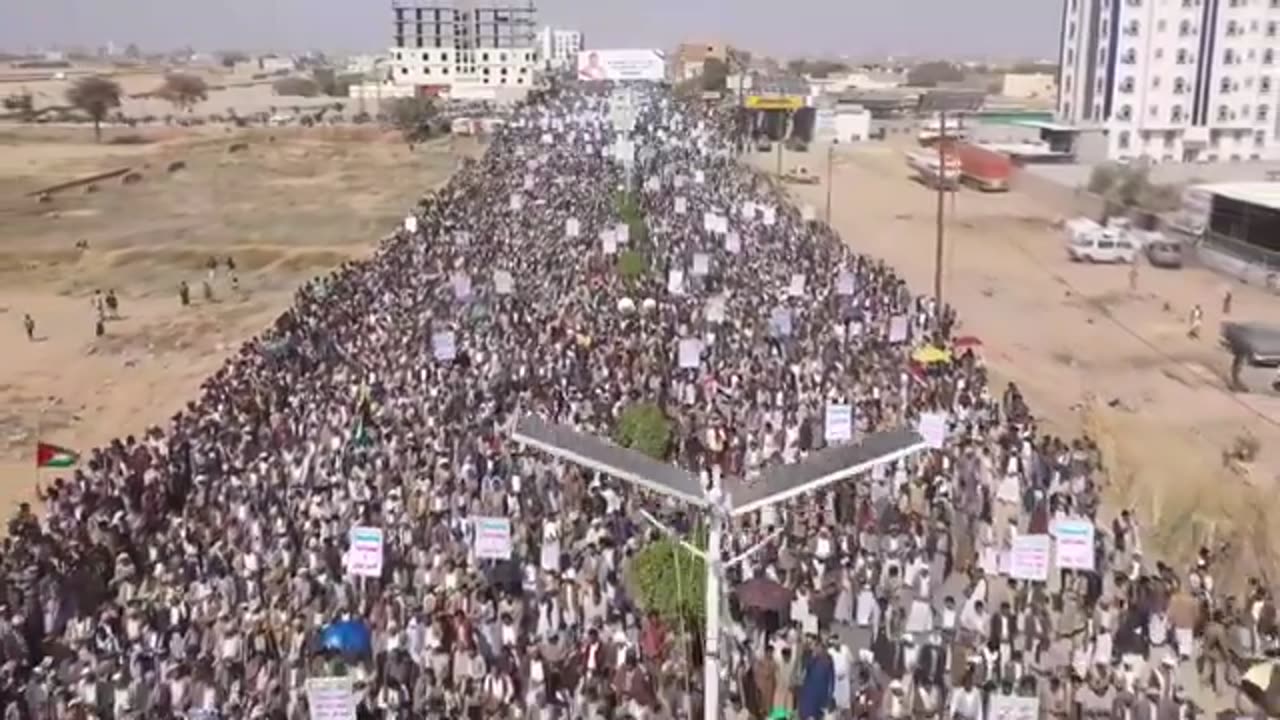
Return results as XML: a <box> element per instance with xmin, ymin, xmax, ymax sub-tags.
<box><xmin>538</xmin><ymin>27</ymin><xmax>583</xmax><ymax>70</ymax></box>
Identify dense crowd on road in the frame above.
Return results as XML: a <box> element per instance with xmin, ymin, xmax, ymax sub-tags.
<box><xmin>1</xmin><ymin>85</ymin><xmax>1276</xmax><ymax>720</ymax></box>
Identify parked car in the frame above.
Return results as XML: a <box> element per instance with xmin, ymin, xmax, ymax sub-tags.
<box><xmin>1145</xmin><ymin>239</ymin><xmax>1185</xmax><ymax>268</ymax></box>
<box><xmin>1067</xmin><ymin>228</ymin><xmax>1139</xmax><ymax>263</ymax></box>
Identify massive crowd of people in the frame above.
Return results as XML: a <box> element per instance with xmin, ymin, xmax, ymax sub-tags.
<box><xmin>1</xmin><ymin>86</ymin><xmax>1273</xmax><ymax>720</ymax></box>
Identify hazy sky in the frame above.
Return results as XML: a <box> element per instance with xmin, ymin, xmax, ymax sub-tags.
<box><xmin>4</xmin><ymin>0</ymin><xmax>1060</xmax><ymax>60</ymax></box>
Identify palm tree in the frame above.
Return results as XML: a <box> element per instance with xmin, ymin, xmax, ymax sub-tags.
<box><xmin>158</xmin><ymin>73</ymin><xmax>208</xmax><ymax>113</ymax></box>
<box><xmin>65</xmin><ymin>76</ymin><xmax>122</xmax><ymax>142</ymax></box>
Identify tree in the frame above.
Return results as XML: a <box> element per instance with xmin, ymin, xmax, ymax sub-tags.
<box><xmin>2</xmin><ymin>91</ymin><xmax>33</xmax><ymax>120</ymax></box>
<box><xmin>66</xmin><ymin>76</ymin><xmax>122</xmax><ymax>142</ymax></box>
<box><xmin>271</xmin><ymin>77</ymin><xmax>319</xmax><ymax>98</ymax></box>
<box><xmin>384</xmin><ymin>96</ymin><xmax>438</xmax><ymax>142</ymax></box>
<box><xmin>124</xmin><ymin>43</ymin><xmax>142</xmax><ymax>60</ymax></box>
<box><xmin>613</xmin><ymin>402</ymin><xmax>671</xmax><ymax>459</ymax></box>
<box><xmin>628</xmin><ymin>532</ymin><xmax>707</xmax><ymax>626</ymax></box>
<box><xmin>158</xmin><ymin>73</ymin><xmax>208</xmax><ymax>112</ymax></box>
<box><xmin>907</xmin><ymin>61</ymin><xmax>965</xmax><ymax>87</ymax></box>
<box><xmin>787</xmin><ymin>58</ymin><xmax>850</xmax><ymax>78</ymax></box>
<box><xmin>701</xmin><ymin>58</ymin><xmax>729</xmax><ymax>92</ymax></box>
<box><xmin>219</xmin><ymin>50</ymin><xmax>250</xmax><ymax>69</ymax></box>
<box><xmin>1087</xmin><ymin>162</ymin><xmax>1185</xmax><ymax>213</ymax></box>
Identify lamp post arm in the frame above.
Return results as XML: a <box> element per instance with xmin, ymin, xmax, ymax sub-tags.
<box><xmin>723</xmin><ymin>526</ymin><xmax>784</xmax><ymax>570</ymax></box>
<box><xmin>638</xmin><ymin>508</ymin><xmax>709</xmax><ymax>561</ymax></box>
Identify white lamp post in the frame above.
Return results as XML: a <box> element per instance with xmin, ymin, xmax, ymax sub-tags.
<box><xmin>511</xmin><ymin>415</ymin><xmax>928</xmax><ymax>720</ymax></box>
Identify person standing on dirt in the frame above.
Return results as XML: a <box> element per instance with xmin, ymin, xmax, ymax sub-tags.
<box><xmin>1188</xmin><ymin>304</ymin><xmax>1203</xmax><ymax>339</ymax></box>
<box><xmin>105</xmin><ymin>290</ymin><xmax>119</xmax><ymax>319</ymax></box>
<box><xmin>94</xmin><ymin>316</ymin><xmax>104</xmax><ymax>338</ymax></box>
<box><xmin>1222</xmin><ymin>286</ymin><xmax>1233</xmax><ymax>315</ymax></box>
<box><xmin>22</xmin><ymin>314</ymin><xmax>34</xmax><ymax>341</ymax></box>
<box><xmin>225</xmin><ymin>256</ymin><xmax>236</xmax><ymax>273</ymax></box>
<box><xmin>1128</xmin><ymin>262</ymin><xmax>1139</xmax><ymax>293</ymax></box>
<box><xmin>206</xmin><ymin>256</ymin><xmax>219</xmax><ymax>284</ymax></box>
<box><xmin>179</xmin><ymin>281</ymin><xmax>190</xmax><ymax>307</ymax></box>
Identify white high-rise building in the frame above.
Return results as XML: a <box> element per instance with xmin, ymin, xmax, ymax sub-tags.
<box><xmin>1057</xmin><ymin>0</ymin><xmax>1280</xmax><ymax>162</ymax></box>
<box><xmin>537</xmin><ymin>27</ymin><xmax>583</xmax><ymax>70</ymax></box>
<box><xmin>387</xmin><ymin>0</ymin><xmax>538</xmax><ymax>101</ymax></box>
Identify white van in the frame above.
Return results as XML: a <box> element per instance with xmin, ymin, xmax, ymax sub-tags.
<box><xmin>1067</xmin><ymin>227</ymin><xmax>1139</xmax><ymax>263</ymax></box>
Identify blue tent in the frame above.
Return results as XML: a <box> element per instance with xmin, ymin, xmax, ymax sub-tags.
<box><xmin>319</xmin><ymin>620</ymin><xmax>372</xmax><ymax>656</ymax></box>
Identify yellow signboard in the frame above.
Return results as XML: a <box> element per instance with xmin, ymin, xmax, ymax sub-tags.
<box><xmin>744</xmin><ymin>95</ymin><xmax>805</xmax><ymax>111</ymax></box>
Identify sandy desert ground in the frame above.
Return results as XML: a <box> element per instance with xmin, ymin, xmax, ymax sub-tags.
<box><xmin>0</xmin><ymin>124</ymin><xmax>476</xmax><ymax>520</ymax></box>
<box><xmin>761</xmin><ymin>141</ymin><xmax>1280</xmax><ymax>586</ymax></box>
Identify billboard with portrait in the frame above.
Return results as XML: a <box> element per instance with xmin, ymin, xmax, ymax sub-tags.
<box><xmin>577</xmin><ymin>49</ymin><xmax>666</xmax><ymax>82</ymax></box>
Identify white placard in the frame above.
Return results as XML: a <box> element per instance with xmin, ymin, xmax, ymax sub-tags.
<box><xmin>692</xmin><ymin>253</ymin><xmax>710</xmax><ymax>276</ymax></box>
<box><xmin>713</xmin><ymin>214</ymin><xmax>729</xmax><ymax>235</ymax></box>
<box><xmin>494</xmin><ymin>270</ymin><xmax>514</xmax><ymax>295</ymax></box>
<box><xmin>726</xmin><ymin>232</ymin><xmax>741</xmax><ymax>254</ymax></box>
<box><xmin>473</xmin><ymin>517</ymin><xmax>513</xmax><ymax>560</ymax></box>
<box><xmin>916</xmin><ymin>412</ymin><xmax>948</xmax><ymax>449</ymax></box>
<box><xmin>1009</xmin><ymin>534</ymin><xmax>1052</xmax><ymax>582</ymax></box>
<box><xmin>694</xmin><ymin>170</ymin><xmax>706</xmax><ymax>184</ymax></box>
<box><xmin>452</xmin><ymin>272</ymin><xmax>472</xmax><ymax>301</ymax></box>
<box><xmin>740</xmin><ymin>201</ymin><xmax>755</xmax><ymax>219</ymax></box>
<box><xmin>403</xmin><ymin>215</ymin><xmax>418</xmax><ymax>234</ymax></box>
<box><xmin>667</xmin><ymin>268</ymin><xmax>686</xmax><ymax>295</ymax></box>
<box><xmin>510</xmin><ymin>194</ymin><xmax>523</xmax><ymax>211</ymax></box>
<box><xmin>888</xmin><ymin>315</ymin><xmax>909</xmax><ymax>343</ymax></box>
<box><xmin>306</xmin><ymin>677</ymin><xmax>356</xmax><ymax>720</ymax></box>
<box><xmin>762</xmin><ymin>206</ymin><xmax>777</xmax><ymax>226</ymax></box>
<box><xmin>705</xmin><ymin>296</ymin><xmax>726</xmax><ymax>323</ymax></box>
<box><xmin>1052</xmin><ymin>518</ymin><xmax>1096</xmax><ymax>571</ymax></box>
<box><xmin>836</xmin><ymin>271</ymin><xmax>855</xmax><ymax>296</ymax></box>
<box><xmin>523</xmin><ymin>175</ymin><xmax>534</xmax><ymax>190</ymax></box>
<box><xmin>788</xmin><ymin>273</ymin><xmax>806</xmax><ymax>297</ymax></box>
<box><xmin>802</xmin><ymin>205</ymin><xmax>816</xmax><ymax>222</ymax></box>
<box><xmin>603</xmin><ymin>234</ymin><xmax>618</xmax><ymax>255</ymax></box>
<box><xmin>702</xmin><ymin>211</ymin><xmax>717</xmax><ymax>232</ymax></box>
<box><xmin>347</xmin><ymin>527</ymin><xmax>384</xmax><ymax>578</ymax></box>
<box><xmin>566</xmin><ymin>218</ymin><xmax>581</xmax><ymax>238</ymax></box>
<box><xmin>769</xmin><ymin>307</ymin><xmax>793</xmax><ymax>337</ymax></box>
<box><xmin>674</xmin><ymin>174</ymin><xmax>686</xmax><ymax>188</ymax></box>
<box><xmin>675</xmin><ymin>197</ymin><xmax>688</xmax><ymax>214</ymax></box>
<box><xmin>432</xmin><ymin>331</ymin><xmax>457</xmax><ymax>361</ymax></box>
<box><xmin>614</xmin><ymin>222</ymin><xmax>630</xmax><ymax>245</ymax></box>
<box><xmin>644</xmin><ymin>176</ymin><xmax>660</xmax><ymax>192</ymax></box>
<box><xmin>825</xmin><ymin>404</ymin><xmax>853</xmax><ymax>443</ymax></box>
<box><xmin>989</xmin><ymin>695</ymin><xmax>1040</xmax><ymax>720</ymax></box>
<box><xmin>678</xmin><ymin>338</ymin><xmax>703</xmax><ymax>369</ymax></box>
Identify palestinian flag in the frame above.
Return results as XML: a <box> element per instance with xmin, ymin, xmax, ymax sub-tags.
<box><xmin>36</xmin><ymin>442</ymin><xmax>79</xmax><ymax>469</ymax></box>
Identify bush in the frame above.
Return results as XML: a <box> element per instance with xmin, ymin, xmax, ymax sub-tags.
<box><xmin>628</xmin><ymin>530</ymin><xmax>707</xmax><ymax>626</ymax></box>
<box><xmin>614</xmin><ymin>401</ymin><xmax>671</xmax><ymax>459</ymax></box>
<box><xmin>617</xmin><ymin>249</ymin><xmax>648</xmax><ymax>284</ymax></box>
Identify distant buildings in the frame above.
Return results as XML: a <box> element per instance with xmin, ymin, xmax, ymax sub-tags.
<box><xmin>1057</xmin><ymin>0</ymin><xmax>1280</xmax><ymax>163</ymax></box>
<box><xmin>386</xmin><ymin>0</ymin><xmax>538</xmax><ymax>102</ymax></box>
<box><xmin>537</xmin><ymin>27</ymin><xmax>582</xmax><ymax>71</ymax></box>
<box><xmin>673</xmin><ymin>41</ymin><xmax>729</xmax><ymax>82</ymax></box>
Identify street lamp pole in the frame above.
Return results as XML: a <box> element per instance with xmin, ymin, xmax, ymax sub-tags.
<box><xmin>509</xmin><ymin>416</ymin><xmax>928</xmax><ymax>720</ymax></box>
<box><xmin>825</xmin><ymin>142</ymin><xmax>834</xmax><ymax>224</ymax></box>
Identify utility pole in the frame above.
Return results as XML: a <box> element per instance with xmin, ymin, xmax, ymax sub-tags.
<box><xmin>824</xmin><ymin>142</ymin><xmax>834</xmax><ymax>224</ymax></box>
<box><xmin>934</xmin><ymin>108</ymin><xmax>947</xmax><ymax>311</ymax></box>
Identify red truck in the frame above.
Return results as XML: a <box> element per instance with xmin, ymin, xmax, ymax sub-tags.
<box><xmin>951</xmin><ymin>142</ymin><xmax>1013</xmax><ymax>192</ymax></box>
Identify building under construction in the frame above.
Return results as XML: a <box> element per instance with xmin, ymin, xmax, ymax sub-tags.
<box><xmin>388</xmin><ymin>0</ymin><xmax>538</xmax><ymax>101</ymax></box>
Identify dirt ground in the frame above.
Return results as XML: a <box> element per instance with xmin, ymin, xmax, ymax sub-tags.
<box><xmin>0</xmin><ymin>124</ymin><xmax>474</xmax><ymax>520</ymax></box>
<box><xmin>761</xmin><ymin>141</ymin><xmax>1280</xmax><ymax>586</ymax></box>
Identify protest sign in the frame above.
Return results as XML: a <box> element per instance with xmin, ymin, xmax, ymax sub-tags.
<box><xmin>801</xmin><ymin>205</ymin><xmax>816</xmax><ymax>222</ymax></box>
<box><xmin>989</xmin><ymin>695</ymin><xmax>1039</xmax><ymax>720</ymax></box>
<box><xmin>769</xmin><ymin>307</ymin><xmax>793</xmax><ymax>338</ymax></box>
<box><xmin>825</xmin><ymin>404</ymin><xmax>853</xmax><ymax>443</ymax></box>
<box><xmin>347</xmin><ymin>527</ymin><xmax>384</xmax><ymax>578</ymax></box>
<box><xmin>702</xmin><ymin>211</ymin><xmax>717</xmax><ymax>233</ymax></box>
<box><xmin>916</xmin><ymin>412</ymin><xmax>948</xmax><ymax>449</ymax></box>
<box><xmin>762</xmin><ymin>206</ymin><xmax>777</xmax><ymax>226</ymax></box>
<box><xmin>403</xmin><ymin>215</ymin><xmax>418</xmax><ymax>234</ymax></box>
<box><xmin>1009</xmin><ymin>534</ymin><xmax>1052</xmax><ymax>582</ymax></box>
<box><xmin>692</xmin><ymin>253</ymin><xmax>710</xmax><ymax>276</ymax></box>
<box><xmin>472</xmin><ymin>517</ymin><xmax>513</xmax><ymax>560</ymax></box>
<box><xmin>726</xmin><ymin>232</ymin><xmax>741</xmax><ymax>254</ymax></box>
<box><xmin>602</xmin><ymin>234</ymin><xmax>617</xmax><ymax>255</ymax></box>
<box><xmin>667</xmin><ymin>269</ymin><xmax>686</xmax><ymax>295</ymax></box>
<box><xmin>694</xmin><ymin>169</ymin><xmax>706</xmax><ymax>184</ymax></box>
<box><xmin>888</xmin><ymin>315</ymin><xmax>909</xmax><ymax>343</ymax></box>
<box><xmin>741</xmin><ymin>201</ymin><xmax>755</xmax><ymax>218</ymax></box>
<box><xmin>306</xmin><ymin>677</ymin><xmax>356</xmax><ymax>720</ymax></box>
<box><xmin>788</xmin><ymin>273</ymin><xmax>806</xmax><ymax>297</ymax></box>
<box><xmin>836</xmin><ymin>271</ymin><xmax>855</xmax><ymax>296</ymax></box>
<box><xmin>614</xmin><ymin>223</ymin><xmax>630</xmax><ymax>245</ymax></box>
<box><xmin>1052</xmin><ymin>518</ymin><xmax>1096</xmax><ymax>571</ymax></box>
<box><xmin>675</xmin><ymin>197</ymin><xmax>688</xmax><ymax>214</ymax></box>
<box><xmin>566</xmin><ymin>218</ymin><xmax>581</xmax><ymax>238</ymax></box>
<box><xmin>431</xmin><ymin>331</ymin><xmax>457</xmax><ymax>361</ymax></box>
<box><xmin>705</xmin><ymin>296</ymin><xmax>727</xmax><ymax>323</ymax></box>
<box><xmin>494</xmin><ymin>270</ymin><xmax>514</xmax><ymax>295</ymax></box>
<box><xmin>678</xmin><ymin>338</ymin><xmax>703</xmax><ymax>369</ymax></box>
<box><xmin>523</xmin><ymin>175</ymin><xmax>535</xmax><ymax>190</ymax></box>
<box><xmin>509</xmin><ymin>194</ymin><xmax>523</xmax><ymax>211</ymax></box>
